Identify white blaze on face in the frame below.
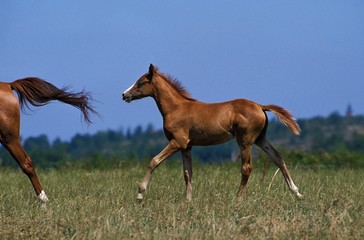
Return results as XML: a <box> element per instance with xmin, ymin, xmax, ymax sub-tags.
<box><xmin>123</xmin><ymin>82</ymin><xmax>136</xmax><ymax>95</ymax></box>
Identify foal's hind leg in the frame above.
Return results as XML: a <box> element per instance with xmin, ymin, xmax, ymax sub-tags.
<box><xmin>181</xmin><ymin>148</ymin><xmax>192</xmax><ymax>201</ymax></box>
<box><xmin>3</xmin><ymin>139</ymin><xmax>49</xmax><ymax>202</ymax></box>
<box><xmin>256</xmin><ymin>137</ymin><xmax>303</xmax><ymax>199</ymax></box>
<box><xmin>237</xmin><ymin>145</ymin><xmax>253</xmax><ymax>198</ymax></box>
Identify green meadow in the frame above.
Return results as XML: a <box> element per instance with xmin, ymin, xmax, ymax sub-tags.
<box><xmin>1</xmin><ymin>163</ymin><xmax>363</xmax><ymax>239</ymax></box>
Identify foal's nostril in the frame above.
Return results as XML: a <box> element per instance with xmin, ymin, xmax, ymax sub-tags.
<box><xmin>122</xmin><ymin>93</ymin><xmax>131</xmax><ymax>102</ymax></box>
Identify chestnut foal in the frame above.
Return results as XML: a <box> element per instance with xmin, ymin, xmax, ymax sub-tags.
<box><xmin>123</xmin><ymin>64</ymin><xmax>302</xmax><ymax>201</ymax></box>
<box><xmin>0</xmin><ymin>77</ymin><xmax>97</xmax><ymax>202</ymax></box>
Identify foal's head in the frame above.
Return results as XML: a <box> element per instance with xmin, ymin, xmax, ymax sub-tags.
<box><xmin>122</xmin><ymin>64</ymin><xmax>195</xmax><ymax>103</ymax></box>
<box><xmin>122</xmin><ymin>64</ymin><xmax>157</xmax><ymax>103</ymax></box>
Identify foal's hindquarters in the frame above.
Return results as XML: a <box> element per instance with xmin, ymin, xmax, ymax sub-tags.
<box><xmin>215</xmin><ymin>101</ymin><xmax>303</xmax><ymax>200</ymax></box>
<box><xmin>232</xmin><ymin>103</ymin><xmax>303</xmax><ymax>199</ymax></box>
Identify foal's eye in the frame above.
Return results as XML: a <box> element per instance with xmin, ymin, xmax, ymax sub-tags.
<box><xmin>137</xmin><ymin>80</ymin><xmax>148</xmax><ymax>88</ymax></box>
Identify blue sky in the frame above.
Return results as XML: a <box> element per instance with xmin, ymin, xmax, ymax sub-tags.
<box><xmin>1</xmin><ymin>1</ymin><xmax>363</xmax><ymax>141</ymax></box>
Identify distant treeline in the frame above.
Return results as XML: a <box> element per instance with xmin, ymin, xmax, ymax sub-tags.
<box><xmin>1</xmin><ymin>112</ymin><xmax>363</xmax><ymax>169</ymax></box>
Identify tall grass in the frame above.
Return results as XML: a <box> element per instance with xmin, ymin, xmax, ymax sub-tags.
<box><xmin>0</xmin><ymin>162</ymin><xmax>363</xmax><ymax>239</ymax></box>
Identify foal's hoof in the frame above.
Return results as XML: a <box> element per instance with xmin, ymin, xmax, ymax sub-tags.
<box><xmin>40</xmin><ymin>202</ymin><xmax>48</xmax><ymax>210</ymax></box>
<box><xmin>295</xmin><ymin>192</ymin><xmax>304</xmax><ymax>199</ymax></box>
<box><xmin>136</xmin><ymin>193</ymin><xmax>144</xmax><ymax>202</ymax></box>
<box><xmin>186</xmin><ymin>194</ymin><xmax>192</xmax><ymax>202</ymax></box>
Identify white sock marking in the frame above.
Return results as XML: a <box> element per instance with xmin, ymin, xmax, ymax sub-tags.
<box><xmin>137</xmin><ymin>193</ymin><xmax>143</xmax><ymax>200</ymax></box>
<box><xmin>38</xmin><ymin>190</ymin><xmax>49</xmax><ymax>202</ymax></box>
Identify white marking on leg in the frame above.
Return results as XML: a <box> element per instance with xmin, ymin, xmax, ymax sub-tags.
<box><xmin>137</xmin><ymin>193</ymin><xmax>143</xmax><ymax>200</ymax></box>
<box><xmin>288</xmin><ymin>179</ymin><xmax>303</xmax><ymax>199</ymax></box>
<box><xmin>38</xmin><ymin>190</ymin><xmax>49</xmax><ymax>202</ymax></box>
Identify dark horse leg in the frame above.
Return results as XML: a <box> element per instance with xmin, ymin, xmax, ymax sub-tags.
<box><xmin>181</xmin><ymin>147</ymin><xmax>192</xmax><ymax>201</ymax></box>
<box><xmin>255</xmin><ymin>136</ymin><xmax>303</xmax><ymax>199</ymax></box>
<box><xmin>1</xmin><ymin>139</ymin><xmax>48</xmax><ymax>202</ymax></box>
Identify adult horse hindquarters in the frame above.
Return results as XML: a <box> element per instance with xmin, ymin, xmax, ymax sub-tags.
<box><xmin>0</xmin><ymin>77</ymin><xmax>98</xmax><ymax>202</ymax></box>
<box><xmin>122</xmin><ymin>64</ymin><xmax>303</xmax><ymax>201</ymax></box>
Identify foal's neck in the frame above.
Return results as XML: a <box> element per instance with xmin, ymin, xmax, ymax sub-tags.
<box><xmin>152</xmin><ymin>77</ymin><xmax>190</xmax><ymax>115</ymax></box>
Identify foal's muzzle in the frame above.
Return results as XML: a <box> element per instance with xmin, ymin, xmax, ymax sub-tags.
<box><xmin>122</xmin><ymin>93</ymin><xmax>132</xmax><ymax>103</ymax></box>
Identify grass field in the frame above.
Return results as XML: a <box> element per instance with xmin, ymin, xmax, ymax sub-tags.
<box><xmin>0</xmin><ymin>162</ymin><xmax>363</xmax><ymax>239</ymax></box>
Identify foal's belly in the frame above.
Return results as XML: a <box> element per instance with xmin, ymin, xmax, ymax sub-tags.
<box><xmin>188</xmin><ymin>129</ymin><xmax>234</xmax><ymax>146</ymax></box>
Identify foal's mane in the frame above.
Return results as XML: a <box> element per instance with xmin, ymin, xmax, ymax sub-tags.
<box><xmin>158</xmin><ymin>72</ymin><xmax>196</xmax><ymax>101</ymax></box>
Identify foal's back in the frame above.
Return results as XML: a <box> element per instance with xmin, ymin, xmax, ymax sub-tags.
<box><xmin>186</xmin><ymin>98</ymin><xmax>266</xmax><ymax>126</ymax></box>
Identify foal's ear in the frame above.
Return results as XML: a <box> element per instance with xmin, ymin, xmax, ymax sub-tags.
<box><xmin>149</xmin><ymin>64</ymin><xmax>157</xmax><ymax>76</ymax></box>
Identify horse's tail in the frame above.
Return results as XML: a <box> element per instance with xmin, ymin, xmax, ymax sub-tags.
<box><xmin>10</xmin><ymin>77</ymin><xmax>98</xmax><ymax>124</ymax></box>
<box><xmin>262</xmin><ymin>104</ymin><xmax>301</xmax><ymax>135</ymax></box>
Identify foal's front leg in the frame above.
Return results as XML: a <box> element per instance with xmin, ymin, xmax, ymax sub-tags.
<box><xmin>181</xmin><ymin>148</ymin><xmax>193</xmax><ymax>201</ymax></box>
<box><xmin>137</xmin><ymin>141</ymin><xmax>179</xmax><ymax>201</ymax></box>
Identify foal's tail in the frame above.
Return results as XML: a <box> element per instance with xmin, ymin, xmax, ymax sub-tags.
<box><xmin>10</xmin><ymin>77</ymin><xmax>98</xmax><ymax>124</ymax></box>
<box><xmin>262</xmin><ymin>104</ymin><xmax>301</xmax><ymax>135</ymax></box>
